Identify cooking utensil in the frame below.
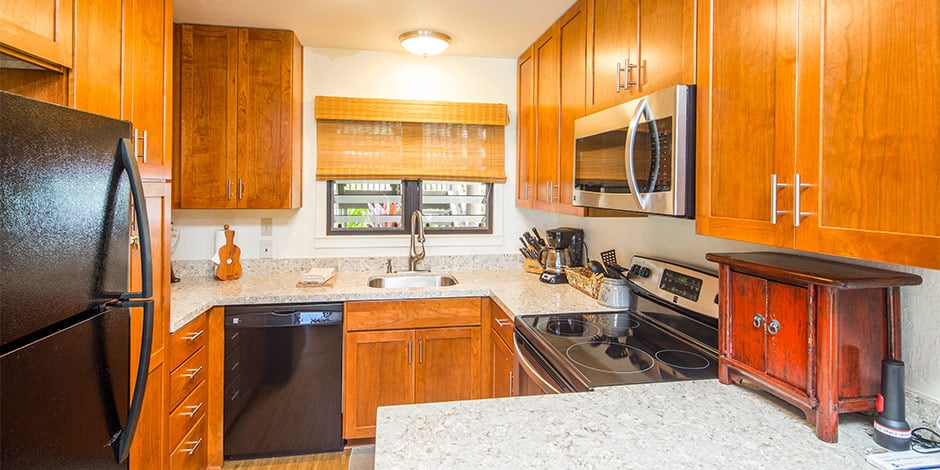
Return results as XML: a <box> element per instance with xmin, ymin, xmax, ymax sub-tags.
<box><xmin>600</xmin><ymin>249</ymin><xmax>628</xmax><ymax>275</ymax></box>
<box><xmin>587</xmin><ymin>260</ymin><xmax>608</xmax><ymax>277</ymax></box>
<box><xmin>531</xmin><ymin>227</ymin><xmax>546</xmax><ymax>247</ymax></box>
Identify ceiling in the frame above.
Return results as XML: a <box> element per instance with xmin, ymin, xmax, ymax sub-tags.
<box><xmin>173</xmin><ymin>0</ymin><xmax>575</xmax><ymax>59</ymax></box>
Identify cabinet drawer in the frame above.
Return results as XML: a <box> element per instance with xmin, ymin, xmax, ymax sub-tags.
<box><xmin>170</xmin><ymin>314</ymin><xmax>207</xmax><ymax>370</ymax></box>
<box><xmin>169</xmin><ymin>415</ymin><xmax>207</xmax><ymax>470</ymax></box>
<box><xmin>346</xmin><ymin>298</ymin><xmax>481</xmax><ymax>331</ymax></box>
<box><xmin>490</xmin><ymin>302</ymin><xmax>514</xmax><ymax>347</ymax></box>
<box><xmin>169</xmin><ymin>346</ymin><xmax>207</xmax><ymax>410</ymax></box>
<box><xmin>168</xmin><ymin>380</ymin><xmax>207</xmax><ymax>450</ymax></box>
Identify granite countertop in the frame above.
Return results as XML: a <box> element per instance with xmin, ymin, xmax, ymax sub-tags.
<box><xmin>375</xmin><ymin>380</ymin><xmax>884</xmax><ymax>469</ymax></box>
<box><xmin>169</xmin><ymin>268</ymin><xmax>616</xmax><ymax>332</ymax></box>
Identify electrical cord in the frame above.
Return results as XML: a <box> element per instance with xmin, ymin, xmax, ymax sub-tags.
<box><xmin>911</xmin><ymin>427</ymin><xmax>940</xmax><ymax>454</ymax></box>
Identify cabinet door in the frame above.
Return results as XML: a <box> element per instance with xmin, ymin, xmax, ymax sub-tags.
<box><xmin>556</xmin><ymin>1</ymin><xmax>587</xmax><ymax>216</ymax></box>
<box><xmin>636</xmin><ymin>0</ymin><xmax>695</xmax><ymax>94</ymax></box>
<box><xmin>726</xmin><ymin>271</ymin><xmax>766</xmax><ymax>372</ymax></box>
<box><xmin>343</xmin><ymin>330</ymin><xmax>415</xmax><ymax>439</ymax></box>
<box><xmin>516</xmin><ymin>48</ymin><xmax>537</xmax><ymax>208</ymax></box>
<box><xmin>793</xmin><ymin>0</ymin><xmax>940</xmax><ymax>269</ymax></box>
<box><xmin>588</xmin><ymin>0</ymin><xmax>638</xmax><ymax>112</ymax></box>
<box><xmin>123</xmin><ymin>0</ymin><xmax>172</xmax><ymax>179</ymax></box>
<box><xmin>695</xmin><ymin>0</ymin><xmax>797</xmax><ymax>248</ymax></box>
<box><xmin>0</xmin><ymin>0</ymin><xmax>73</xmax><ymax>68</ymax></box>
<box><xmin>129</xmin><ymin>362</ymin><xmax>166</xmax><ymax>470</ymax></box>
<box><xmin>73</xmin><ymin>0</ymin><xmax>123</xmax><ymax>118</ymax></box>
<box><xmin>415</xmin><ymin>327</ymin><xmax>482</xmax><ymax>404</ymax></box>
<box><xmin>765</xmin><ymin>281</ymin><xmax>809</xmax><ymax>392</ymax></box>
<box><xmin>534</xmin><ymin>29</ymin><xmax>560</xmax><ymax>211</ymax></box>
<box><xmin>236</xmin><ymin>28</ymin><xmax>302</xmax><ymax>209</ymax></box>
<box><xmin>176</xmin><ymin>25</ymin><xmax>239</xmax><ymax>209</ymax></box>
<box><xmin>491</xmin><ymin>334</ymin><xmax>514</xmax><ymax>398</ymax></box>
<box><xmin>130</xmin><ymin>182</ymin><xmax>170</xmax><ymax>362</ymax></box>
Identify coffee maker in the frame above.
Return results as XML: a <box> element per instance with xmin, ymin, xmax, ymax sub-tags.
<box><xmin>538</xmin><ymin>227</ymin><xmax>585</xmax><ymax>284</ymax></box>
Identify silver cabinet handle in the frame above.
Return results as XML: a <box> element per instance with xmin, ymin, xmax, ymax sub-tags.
<box><xmin>770</xmin><ymin>173</ymin><xmax>791</xmax><ymax>224</ymax></box>
<box><xmin>508</xmin><ymin>371</ymin><xmax>514</xmax><ymax>397</ymax></box>
<box><xmin>616</xmin><ymin>60</ymin><xmax>638</xmax><ymax>92</ymax></box>
<box><xmin>407</xmin><ymin>341</ymin><xmax>413</xmax><ymax>365</ymax></box>
<box><xmin>768</xmin><ymin>320</ymin><xmax>781</xmax><ymax>336</ymax></box>
<box><xmin>495</xmin><ymin>318</ymin><xmax>512</xmax><ymax>327</ymax></box>
<box><xmin>181</xmin><ymin>402</ymin><xmax>204</xmax><ymax>417</ymax></box>
<box><xmin>753</xmin><ymin>314</ymin><xmax>764</xmax><ymax>329</ymax></box>
<box><xmin>793</xmin><ymin>173</ymin><xmax>814</xmax><ymax>227</ymax></box>
<box><xmin>141</xmin><ymin>129</ymin><xmax>148</xmax><ymax>163</ymax></box>
<box><xmin>616</xmin><ymin>61</ymin><xmax>623</xmax><ymax>92</ymax></box>
<box><xmin>226</xmin><ymin>179</ymin><xmax>233</xmax><ymax>200</ymax></box>
<box><xmin>418</xmin><ymin>340</ymin><xmax>423</xmax><ymax>364</ymax></box>
<box><xmin>238</xmin><ymin>179</ymin><xmax>244</xmax><ymax>200</ymax></box>
<box><xmin>182</xmin><ymin>366</ymin><xmax>204</xmax><ymax>379</ymax></box>
<box><xmin>184</xmin><ymin>330</ymin><xmax>204</xmax><ymax>342</ymax></box>
<box><xmin>546</xmin><ymin>182</ymin><xmax>553</xmax><ymax>202</ymax></box>
<box><xmin>180</xmin><ymin>437</ymin><xmax>203</xmax><ymax>455</ymax></box>
<box><xmin>525</xmin><ymin>183</ymin><xmax>530</xmax><ymax>200</ymax></box>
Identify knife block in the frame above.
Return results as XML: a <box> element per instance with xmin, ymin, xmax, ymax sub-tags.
<box><xmin>523</xmin><ymin>258</ymin><xmax>542</xmax><ymax>274</ymax></box>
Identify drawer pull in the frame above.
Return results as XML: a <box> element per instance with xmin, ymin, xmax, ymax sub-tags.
<box><xmin>180</xmin><ymin>437</ymin><xmax>203</xmax><ymax>455</ymax></box>
<box><xmin>768</xmin><ymin>320</ymin><xmax>781</xmax><ymax>336</ymax></box>
<box><xmin>753</xmin><ymin>314</ymin><xmax>764</xmax><ymax>329</ymax></box>
<box><xmin>181</xmin><ymin>402</ymin><xmax>204</xmax><ymax>418</ymax></box>
<box><xmin>181</xmin><ymin>366</ymin><xmax>204</xmax><ymax>379</ymax></box>
<box><xmin>230</xmin><ymin>390</ymin><xmax>240</xmax><ymax>401</ymax></box>
<box><xmin>495</xmin><ymin>318</ymin><xmax>512</xmax><ymax>327</ymax></box>
<box><xmin>183</xmin><ymin>330</ymin><xmax>204</xmax><ymax>342</ymax></box>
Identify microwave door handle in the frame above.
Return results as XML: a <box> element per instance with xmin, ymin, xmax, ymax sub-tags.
<box><xmin>626</xmin><ymin>98</ymin><xmax>652</xmax><ymax>209</ymax></box>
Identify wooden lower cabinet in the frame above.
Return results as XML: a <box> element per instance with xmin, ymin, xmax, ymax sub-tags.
<box><xmin>130</xmin><ymin>361</ymin><xmax>167</xmax><ymax>469</ymax></box>
<box><xmin>491</xmin><ymin>332</ymin><xmax>514</xmax><ymax>398</ymax></box>
<box><xmin>343</xmin><ymin>298</ymin><xmax>483</xmax><ymax>440</ymax></box>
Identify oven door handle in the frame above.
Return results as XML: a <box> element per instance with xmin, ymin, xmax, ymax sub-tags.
<box><xmin>513</xmin><ymin>334</ymin><xmax>565</xmax><ymax>394</ymax></box>
<box><xmin>625</xmin><ymin>97</ymin><xmax>653</xmax><ymax>210</ymax></box>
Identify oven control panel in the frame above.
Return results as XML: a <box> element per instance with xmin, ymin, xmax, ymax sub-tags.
<box><xmin>626</xmin><ymin>255</ymin><xmax>719</xmax><ymax>320</ymax></box>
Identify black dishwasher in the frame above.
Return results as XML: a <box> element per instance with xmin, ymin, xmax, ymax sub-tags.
<box><xmin>223</xmin><ymin>303</ymin><xmax>343</xmax><ymax>459</ymax></box>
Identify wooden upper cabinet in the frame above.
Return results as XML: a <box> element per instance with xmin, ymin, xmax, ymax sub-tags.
<box><xmin>697</xmin><ymin>0</ymin><xmax>940</xmax><ymax>269</ymax></box>
<box><xmin>72</xmin><ymin>0</ymin><xmax>123</xmax><ymax>119</ymax></box>
<box><xmin>123</xmin><ymin>0</ymin><xmax>173</xmax><ymax>179</ymax></box>
<box><xmin>236</xmin><ymin>28</ymin><xmax>302</xmax><ymax>209</ymax></box>
<box><xmin>516</xmin><ymin>47</ymin><xmax>536</xmax><ymax>208</ymax></box>
<box><xmin>556</xmin><ymin>2</ymin><xmax>587</xmax><ymax>216</ymax></box>
<box><xmin>587</xmin><ymin>0</ymin><xmax>637</xmax><ymax>112</ymax></box>
<box><xmin>0</xmin><ymin>0</ymin><xmax>73</xmax><ymax>68</ymax></box>
<box><xmin>175</xmin><ymin>25</ymin><xmax>302</xmax><ymax>209</ymax></box>
<box><xmin>534</xmin><ymin>28</ymin><xmax>560</xmax><ymax>211</ymax></box>
<box><xmin>587</xmin><ymin>0</ymin><xmax>694</xmax><ymax>113</ymax></box>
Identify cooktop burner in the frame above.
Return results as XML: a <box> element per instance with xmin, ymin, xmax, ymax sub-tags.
<box><xmin>654</xmin><ymin>349</ymin><xmax>710</xmax><ymax>370</ymax></box>
<box><xmin>566</xmin><ymin>342</ymin><xmax>654</xmax><ymax>374</ymax></box>
<box><xmin>542</xmin><ymin>317</ymin><xmax>599</xmax><ymax>337</ymax></box>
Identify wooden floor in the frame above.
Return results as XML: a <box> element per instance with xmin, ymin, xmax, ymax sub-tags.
<box><xmin>223</xmin><ymin>450</ymin><xmax>350</xmax><ymax>470</ymax></box>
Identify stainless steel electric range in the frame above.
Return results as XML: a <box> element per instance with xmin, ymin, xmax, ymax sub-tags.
<box><xmin>514</xmin><ymin>255</ymin><xmax>721</xmax><ymax>394</ymax></box>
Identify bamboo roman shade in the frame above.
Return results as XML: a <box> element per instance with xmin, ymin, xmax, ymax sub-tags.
<box><xmin>315</xmin><ymin>96</ymin><xmax>508</xmax><ymax>182</ymax></box>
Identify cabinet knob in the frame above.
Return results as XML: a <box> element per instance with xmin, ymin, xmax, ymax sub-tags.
<box><xmin>752</xmin><ymin>314</ymin><xmax>764</xmax><ymax>329</ymax></box>
<box><xmin>768</xmin><ymin>319</ymin><xmax>781</xmax><ymax>336</ymax></box>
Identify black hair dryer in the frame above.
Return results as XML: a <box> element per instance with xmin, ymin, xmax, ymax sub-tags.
<box><xmin>873</xmin><ymin>359</ymin><xmax>912</xmax><ymax>451</ymax></box>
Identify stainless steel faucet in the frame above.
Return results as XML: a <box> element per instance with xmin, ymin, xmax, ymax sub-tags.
<box><xmin>408</xmin><ymin>210</ymin><xmax>427</xmax><ymax>271</ymax></box>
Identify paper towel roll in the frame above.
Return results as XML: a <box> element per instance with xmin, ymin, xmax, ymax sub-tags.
<box><xmin>211</xmin><ymin>229</ymin><xmax>226</xmax><ymax>265</ymax></box>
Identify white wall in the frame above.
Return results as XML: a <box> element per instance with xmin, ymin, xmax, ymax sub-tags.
<box><xmin>173</xmin><ymin>48</ymin><xmax>557</xmax><ymax>260</ymax></box>
<box><xmin>559</xmin><ymin>213</ymin><xmax>940</xmax><ymax>402</ymax></box>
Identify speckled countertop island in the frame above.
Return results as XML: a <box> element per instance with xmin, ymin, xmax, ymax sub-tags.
<box><xmin>375</xmin><ymin>380</ymin><xmax>883</xmax><ymax>469</ymax></box>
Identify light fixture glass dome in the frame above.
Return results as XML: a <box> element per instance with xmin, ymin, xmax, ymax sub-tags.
<box><xmin>399</xmin><ymin>30</ymin><xmax>451</xmax><ymax>56</ymax></box>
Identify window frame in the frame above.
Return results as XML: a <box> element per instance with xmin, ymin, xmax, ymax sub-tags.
<box><xmin>327</xmin><ymin>180</ymin><xmax>494</xmax><ymax>236</ymax></box>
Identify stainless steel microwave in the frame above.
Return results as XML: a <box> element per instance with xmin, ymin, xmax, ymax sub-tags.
<box><xmin>572</xmin><ymin>85</ymin><xmax>695</xmax><ymax>217</ymax></box>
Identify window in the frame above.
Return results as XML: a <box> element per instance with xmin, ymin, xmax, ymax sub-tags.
<box><xmin>328</xmin><ymin>180</ymin><xmax>492</xmax><ymax>235</ymax></box>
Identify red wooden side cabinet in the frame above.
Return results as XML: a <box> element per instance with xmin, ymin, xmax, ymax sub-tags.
<box><xmin>706</xmin><ymin>252</ymin><xmax>922</xmax><ymax>442</ymax></box>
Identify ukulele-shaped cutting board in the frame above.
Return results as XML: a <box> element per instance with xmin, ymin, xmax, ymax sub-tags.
<box><xmin>215</xmin><ymin>224</ymin><xmax>242</xmax><ymax>280</ymax></box>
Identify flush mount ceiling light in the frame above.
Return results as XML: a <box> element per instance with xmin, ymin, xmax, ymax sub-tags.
<box><xmin>399</xmin><ymin>30</ymin><xmax>451</xmax><ymax>56</ymax></box>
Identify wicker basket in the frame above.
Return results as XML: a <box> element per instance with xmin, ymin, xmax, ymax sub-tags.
<box><xmin>564</xmin><ymin>266</ymin><xmax>604</xmax><ymax>299</ymax></box>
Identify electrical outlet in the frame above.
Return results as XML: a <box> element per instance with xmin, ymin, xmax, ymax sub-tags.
<box><xmin>261</xmin><ymin>218</ymin><xmax>273</xmax><ymax>237</ymax></box>
<box><xmin>260</xmin><ymin>239</ymin><xmax>273</xmax><ymax>258</ymax></box>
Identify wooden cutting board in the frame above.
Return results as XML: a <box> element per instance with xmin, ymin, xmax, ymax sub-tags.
<box><xmin>215</xmin><ymin>225</ymin><xmax>242</xmax><ymax>280</ymax></box>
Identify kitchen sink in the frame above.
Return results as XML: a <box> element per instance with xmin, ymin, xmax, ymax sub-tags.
<box><xmin>367</xmin><ymin>273</ymin><xmax>458</xmax><ymax>288</ymax></box>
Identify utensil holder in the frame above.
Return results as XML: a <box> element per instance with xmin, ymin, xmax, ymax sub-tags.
<box><xmin>564</xmin><ymin>267</ymin><xmax>604</xmax><ymax>298</ymax></box>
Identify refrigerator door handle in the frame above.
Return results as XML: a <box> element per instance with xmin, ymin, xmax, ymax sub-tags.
<box><xmin>119</xmin><ymin>138</ymin><xmax>152</xmax><ymax>301</ymax></box>
<box><xmin>112</xmin><ymin>299</ymin><xmax>154</xmax><ymax>463</ymax></box>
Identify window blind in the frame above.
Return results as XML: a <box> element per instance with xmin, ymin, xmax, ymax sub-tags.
<box><xmin>315</xmin><ymin>96</ymin><xmax>508</xmax><ymax>183</ymax></box>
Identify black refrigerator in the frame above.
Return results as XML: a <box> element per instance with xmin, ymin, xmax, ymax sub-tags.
<box><xmin>0</xmin><ymin>91</ymin><xmax>155</xmax><ymax>468</ymax></box>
